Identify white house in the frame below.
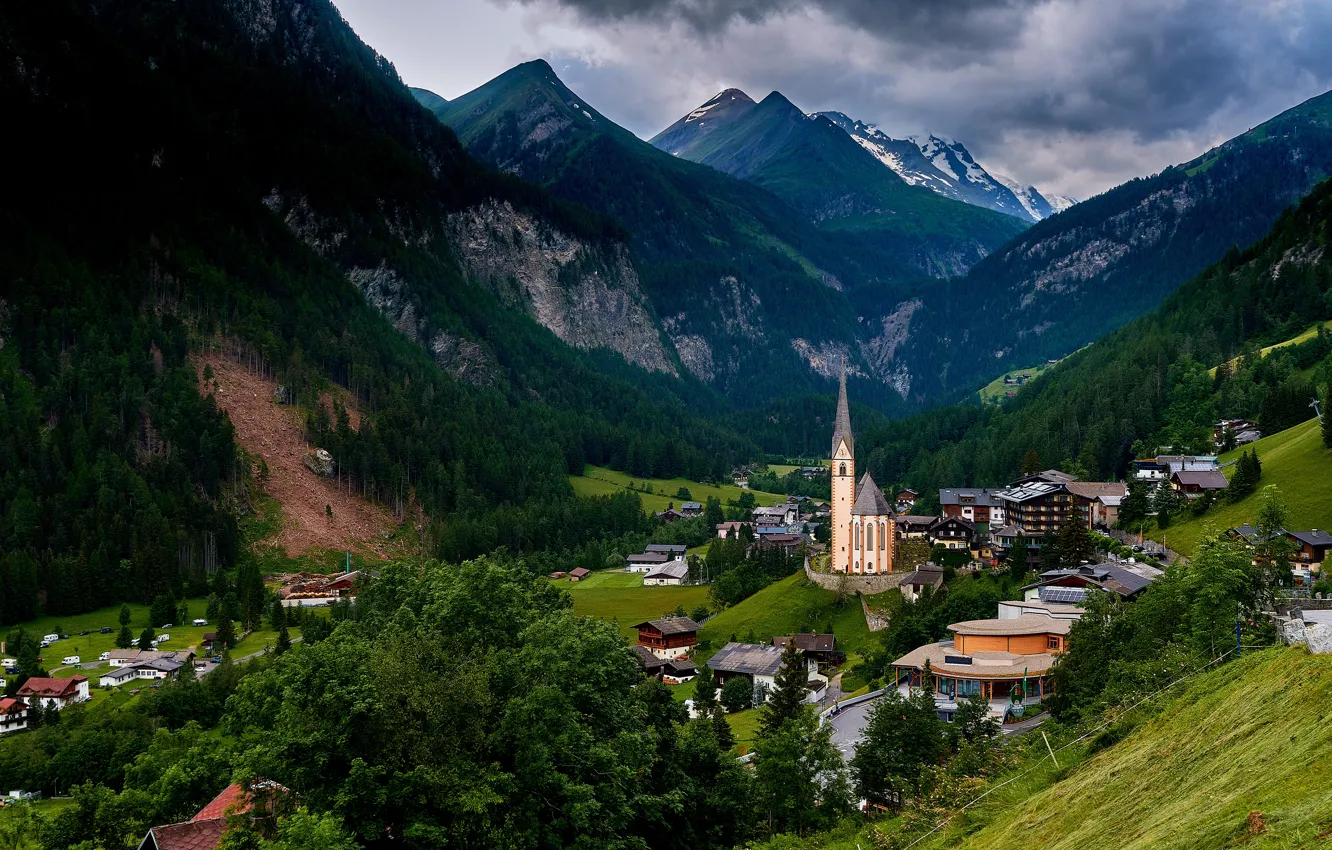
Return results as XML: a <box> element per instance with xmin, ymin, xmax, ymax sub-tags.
<box><xmin>17</xmin><ymin>676</ymin><xmax>90</xmax><ymax>710</ymax></box>
<box><xmin>0</xmin><ymin>698</ymin><xmax>28</xmax><ymax>735</ymax></box>
<box><xmin>643</xmin><ymin>559</ymin><xmax>689</xmax><ymax>586</ymax></box>
<box><xmin>706</xmin><ymin>642</ymin><xmax>823</xmax><ymax>705</ymax></box>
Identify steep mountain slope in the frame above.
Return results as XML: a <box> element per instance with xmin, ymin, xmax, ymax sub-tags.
<box><xmin>892</xmin><ymin>89</ymin><xmax>1332</xmax><ymax>401</ymax></box>
<box><xmin>648</xmin><ymin>90</ymin><xmax>1026</xmax><ymax>257</ymax></box>
<box><xmin>423</xmin><ymin>63</ymin><xmax>1019</xmax><ymax>406</ymax></box>
<box><xmin>845</xmin><ymin>175</ymin><xmax>1332</xmax><ymax>502</ymax></box>
<box><xmin>0</xmin><ymin>0</ymin><xmax>763</xmax><ymax>617</ymax></box>
<box><xmin>408</xmin><ymin>86</ymin><xmax>449</xmax><ymax>113</ymax></box>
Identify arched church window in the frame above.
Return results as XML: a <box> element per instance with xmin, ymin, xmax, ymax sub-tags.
<box><xmin>867</xmin><ymin>524</ymin><xmax>874</xmax><ymax>551</ymax></box>
<box><xmin>839</xmin><ymin>463</ymin><xmax>846</xmax><ymax>476</ymax></box>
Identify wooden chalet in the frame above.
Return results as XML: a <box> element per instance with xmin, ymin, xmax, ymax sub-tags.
<box><xmin>632</xmin><ymin>616</ymin><xmax>700</xmax><ymax>659</ymax></box>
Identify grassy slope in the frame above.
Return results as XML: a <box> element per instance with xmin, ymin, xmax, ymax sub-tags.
<box><xmin>1209</xmin><ymin>318</ymin><xmax>1332</xmax><ymax>376</ymax></box>
<box><xmin>553</xmin><ymin>571</ymin><xmax>710</xmax><ymax>640</ymax></box>
<box><xmin>1148</xmin><ymin>419</ymin><xmax>1332</xmax><ymax>555</ymax></box>
<box><xmin>699</xmin><ymin>572</ymin><xmax>871</xmax><ymax>659</ymax></box>
<box><xmin>569</xmin><ymin>464</ymin><xmax>788</xmax><ymax>513</ymax></box>
<box><xmin>978</xmin><ymin>361</ymin><xmax>1056</xmax><ymax>403</ymax></box>
<box><xmin>932</xmin><ymin>647</ymin><xmax>1332</xmax><ymax>849</ymax></box>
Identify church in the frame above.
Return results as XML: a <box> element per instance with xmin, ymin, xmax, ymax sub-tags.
<box><xmin>830</xmin><ymin>362</ymin><xmax>896</xmax><ymax>575</ymax></box>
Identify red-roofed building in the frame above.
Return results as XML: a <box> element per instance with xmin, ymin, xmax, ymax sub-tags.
<box><xmin>138</xmin><ymin>782</ymin><xmax>285</xmax><ymax>850</ymax></box>
<box><xmin>17</xmin><ymin>675</ymin><xmax>89</xmax><ymax>710</ymax></box>
<box><xmin>0</xmin><ymin>697</ymin><xmax>29</xmax><ymax>735</ymax></box>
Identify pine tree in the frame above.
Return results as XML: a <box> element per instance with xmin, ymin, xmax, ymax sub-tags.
<box><xmin>276</xmin><ymin>620</ymin><xmax>291</xmax><ymax>656</ymax></box>
<box><xmin>1038</xmin><ymin>531</ymin><xmax>1061</xmax><ymax>572</ymax></box>
<box><xmin>692</xmin><ymin>662</ymin><xmax>719</xmax><ymax>718</ymax></box>
<box><xmin>138</xmin><ymin>627</ymin><xmax>156</xmax><ymax>651</ymax></box>
<box><xmin>1007</xmin><ymin>535</ymin><xmax>1030</xmax><ymax>580</ymax></box>
<box><xmin>118</xmin><ymin>604</ymin><xmax>132</xmax><ymax>628</ymax></box>
<box><xmin>759</xmin><ymin>638</ymin><xmax>810</xmax><ymax>739</ymax></box>
<box><xmin>1057</xmin><ymin>516</ymin><xmax>1095</xmax><ymax>568</ymax></box>
<box><xmin>1021</xmin><ymin>449</ymin><xmax>1043</xmax><ymax>475</ymax></box>
<box><xmin>115</xmin><ymin>625</ymin><xmax>134</xmax><ymax>649</ymax></box>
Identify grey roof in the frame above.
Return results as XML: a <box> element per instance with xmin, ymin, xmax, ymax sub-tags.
<box><xmin>632</xmin><ymin>645</ymin><xmax>668</xmax><ymax>670</ymax></box>
<box><xmin>645</xmin><ymin>544</ymin><xmax>687</xmax><ymax>554</ymax></box>
<box><xmin>772</xmin><ymin>634</ymin><xmax>836</xmax><ymax>652</ymax></box>
<box><xmin>997</xmin><ymin>481</ymin><xmax>1069</xmax><ymax>504</ymax></box>
<box><xmin>633</xmin><ymin>616</ymin><xmax>701</xmax><ymax>635</ymax></box>
<box><xmin>899</xmin><ymin>568</ymin><xmax>945</xmax><ymax>588</ymax></box>
<box><xmin>851</xmin><ymin>472</ymin><xmax>893</xmax><ymax>517</ymax></box>
<box><xmin>1289</xmin><ymin>530</ymin><xmax>1332</xmax><ymax>548</ymax></box>
<box><xmin>707</xmin><ymin>642</ymin><xmax>786</xmax><ymax>677</ymax></box>
<box><xmin>101</xmin><ymin>666</ymin><xmax>140</xmax><ymax>681</ymax></box>
<box><xmin>831</xmin><ymin>358</ymin><xmax>853</xmax><ymax>460</ymax></box>
<box><xmin>939</xmin><ymin>488</ymin><xmax>1004</xmax><ymax>507</ymax></box>
<box><xmin>1039</xmin><ymin>586</ymin><xmax>1088</xmax><ymax>604</ymax></box>
<box><xmin>1025</xmin><ymin>562</ymin><xmax>1157</xmax><ymax>598</ymax></box>
<box><xmin>1065</xmin><ymin>482</ymin><xmax>1128</xmax><ymax>502</ymax></box>
<box><xmin>896</xmin><ymin>515</ymin><xmax>939</xmax><ymax>528</ymax></box>
<box><xmin>644</xmin><ymin>560</ymin><xmax>689</xmax><ymax>580</ymax></box>
<box><xmin>1171</xmin><ymin>470</ymin><xmax>1229</xmax><ymax>489</ymax></box>
<box><xmin>627</xmin><ymin>552</ymin><xmax>669</xmax><ymax>564</ymax></box>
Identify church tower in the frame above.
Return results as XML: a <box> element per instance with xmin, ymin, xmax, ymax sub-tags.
<box><xmin>830</xmin><ymin>359</ymin><xmax>855</xmax><ymax>573</ymax></box>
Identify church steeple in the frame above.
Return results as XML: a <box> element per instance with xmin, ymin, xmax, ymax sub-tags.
<box><xmin>830</xmin><ymin>357</ymin><xmax>853</xmax><ymax>460</ymax></box>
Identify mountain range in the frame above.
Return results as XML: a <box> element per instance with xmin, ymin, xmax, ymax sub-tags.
<box><xmin>415</xmin><ymin>62</ymin><xmax>1025</xmax><ymax>406</ymax></box>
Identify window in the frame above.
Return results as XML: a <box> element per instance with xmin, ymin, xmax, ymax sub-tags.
<box><xmin>1047</xmin><ymin>636</ymin><xmax>1061</xmax><ymax>650</ymax></box>
<box><xmin>867</xmin><ymin>524</ymin><xmax>873</xmax><ymax>551</ymax></box>
<box><xmin>956</xmin><ymin>679</ymin><xmax>981</xmax><ymax>698</ymax></box>
<box><xmin>839</xmin><ymin>463</ymin><xmax>847</xmax><ymax>476</ymax></box>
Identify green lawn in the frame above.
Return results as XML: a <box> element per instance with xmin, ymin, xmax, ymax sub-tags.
<box><xmin>0</xmin><ymin>796</ymin><xmax>74</xmax><ymax>848</ymax></box>
<box><xmin>1</xmin><ymin>599</ymin><xmax>300</xmax><ymax>686</ymax></box>
<box><xmin>979</xmin><ymin>362</ymin><xmax>1056</xmax><ymax>403</ymax></box>
<box><xmin>767</xmin><ymin>460</ymin><xmax>829</xmax><ymax>477</ymax></box>
<box><xmin>1147</xmin><ymin>418</ymin><xmax>1332</xmax><ymax>555</ymax></box>
<box><xmin>724</xmin><ymin>708</ymin><xmax>762</xmax><ymax>755</ymax></box>
<box><xmin>699</xmin><ymin>572</ymin><xmax>871</xmax><ymax>661</ymax></box>
<box><xmin>554</xmin><ymin>571</ymin><xmax>711</xmax><ymax>641</ymax></box>
<box><xmin>568</xmin><ymin>464</ymin><xmax>787</xmax><ymax>513</ymax></box>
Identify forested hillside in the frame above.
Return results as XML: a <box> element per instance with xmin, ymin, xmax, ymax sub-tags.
<box><xmin>894</xmin><ymin>90</ymin><xmax>1332</xmax><ymax>401</ymax></box>
<box><xmin>0</xmin><ymin>0</ymin><xmax>760</xmax><ymax>622</ymax></box>
<box><xmin>750</xmin><ymin>177</ymin><xmax>1332</xmax><ymax>499</ymax></box>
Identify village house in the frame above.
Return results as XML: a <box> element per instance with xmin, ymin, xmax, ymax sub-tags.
<box><xmin>633</xmin><ymin>617</ymin><xmax>700</xmax><ymax>659</ymax></box>
<box><xmin>771</xmin><ymin>633</ymin><xmax>840</xmax><ymax>667</ymax></box>
<box><xmin>1021</xmin><ymin>562</ymin><xmax>1162</xmax><ymax>604</ymax></box>
<box><xmin>996</xmin><ymin>481</ymin><xmax>1080</xmax><ymax>564</ymax></box>
<box><xmin>898</xmin><ymin>562</ymin><xmax>945</xmax><ymax>602</ymax></box>
<box><xmin>645</xmin><ymin>543</ymin><xmax>687</xmax><ymax>557</ymax></box>
<box><xmin>892</xmin><ymin>611</ymin><xmax>1075</xmax><ymax>721</ymax></box>
<box><xmin>631</xmin><ymin>646</ymin><xmax>697</xmax><ymax>684</ymax></box>
<box><xmin>568</xmin><ymin>567</ymin><xmax>591</xmax><ymax>582</ymax></box>
<box><xmin>0</xmin><ymin>697</ymin><xmax>28</xmax><ymax>735</ymax></box>
<box><xmin>99</xmin><ymin>658</ymin><xmax>186</xmax><ymax>688</ymax></box>
<box><xmin>1132</xmin><ymin>459</ymin><xmax>1169</xmax><ymax>482</ymax></box>
<box><xmin>715</xmin><ymin>521</ymin><xmax>754</xmax><ymax>540</ymax></box>
<box><xmin>17</xmin><ymin>675</ymin><xmax>90</xmax><ymax>710</ymax></box>
<box><xmin>939</xmin><ymin>488</ymin><xmax>1006</xmax><ymax>526</ymax></box>
<box><xmin>1065</xmin><ymin>481</ymin><xmax>1128</xmax><ymax>528</ymax></box>
<box><xmin>679</xmin><ymin>502</ymin><xmax>703</xmax><ymax>517</ymax></box>
<box><xmin>707</xmin><ymin>642</ymin><xmax>823</xmax><ymax>703</ymax></box>
<box><xmin>894</xmin><ymin>488</ymin><xmax>919</xmax><ymax>512</ymax></box>
<box><xmin>753</xmin><ymin>504</ymin><xmax>798</xmax><ymax>526</ymax></box>
<box><xmin>626</xmin><ymin>551</ymin><xmax>670</xmax><ymax>572</ymax></box>
<box><xmin>1287</xmin><ymin>530</ymin><xmax>1332</xmax><ymax>565</ymax></box>
<box><xmin>929</xmin><ymin>515</ymin><xmax>976</xmax><ymax>550</ymax></box>
<box><xmin>654</xmin><ymin>508</ymin><xmax>688</xmax><ymax>523</ymax></box>
<box><xmin>1214</xmin><ymin>419</ymin><xmax>1261</xmax><ymax>449</ymax></box>
<box><xmin>139</xmin><ymin>782</ymin><xmax>286</xmax><ymax>850</ymax></box>
<box><xmin>1170</xmin><ymin>469</ymin><xmax>1229</xmax><ymax>499</ymax></box>
<box><xmin>277</xmin><ymin>570</ymin><xmax>359</xmax><ymax>607</ymax></box>
<box><xmin>895</xmin><ymin>515</ymin><xmax>939</xmax><ymax>539</ymax></box>
<box><xmin>643</xmin><ymin>559</ymin><xmax>689</xmax><ymax>586</ymax></box>
<box><xmin>1156</xmin><ymin>454</ymin><xmax>1220</xmax><ymax>474</ymax></box>
<box><xmin>755</xmin><ymin>532</ymin><xmax>805</xmax><ymax>556</ymax></box>
<box><xmin>109</xmin><ymin>649</ymin><xmax>195</xmax><ymax>668</ymax></box>
<box><xmin>1009</xmin><ymin>469</ymin><xmax>1078</xmax><ymax>488</ymax></box>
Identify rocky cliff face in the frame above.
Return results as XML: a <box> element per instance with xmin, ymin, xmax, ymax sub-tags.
<box><xmin>448</xmin><ymin>201</ymin><xmax>676</xmax><ymax>375</ymax></box>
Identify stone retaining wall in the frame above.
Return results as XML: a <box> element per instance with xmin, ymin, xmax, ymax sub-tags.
<box><xmin>804</xmin><ymin>560</ymin><xmax>904</xmax><ymax>595</ymax></box>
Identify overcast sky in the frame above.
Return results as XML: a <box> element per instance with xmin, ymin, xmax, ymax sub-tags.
<box><xmin>333</xmin><ymin>0</ymin><xmax>1332</xmax><ymax>199</ymax></box>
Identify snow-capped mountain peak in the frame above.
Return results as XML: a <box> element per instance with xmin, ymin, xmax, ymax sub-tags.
<box><xmin>817</xmin><ymin>111</ymin><xmax>1075</xmax><ymax>222</ymax></box>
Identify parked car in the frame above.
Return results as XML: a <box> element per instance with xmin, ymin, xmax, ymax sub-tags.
<box><xmin>62</xmin><ymin>656</ymin><xmax>81</xmax><ymax>666</ymax></box>
<box><xmin>79</xmin><ymin>630</ymin><xmax>90</xmax><ymax>636</ymax></box>
<box><xmin>156</xmin><ymin>633</ymin><xmax>170</xmax><ymax>643</ymax></box>
<box><xmin>212</xmin><ymin>655</ymin><xmax>222</xmax><ymax>663</ymax></box>
<box><xmin>160</xmin><ymin>623</ymin><xmax>173</xmax><ymax>629</ymax></box>
<box><xmin>0</xmin><ymin>658</ymin><xmax>15</xmax><ymax>667</ymax></box>
<box><xmin>43</xmin><ymin>634</ymin><xmax>60</xmax><ymax>643</ymax></box>
<box><xmin>39</xmin><ymin>640</ymin><xmax>50</xmax><ymax>649</ymax></box>
<box><xmin>3</xmin><ymin>667</ymin><xmax>18</xmax><ymax>675</ymax></box>
<box><xmin>100</xmin><ymin>627</ymin><xmax>113</xmax><ymax>634</ymax></box>
<box><xmin>59</xmin><ymin>634</ymin><xmax>69</xmax><ymax>640</ymax></box>
<box><xmin>99</xmin><ymin>652</ymin><xmax>111</xmax><ymax>661</ymax></box>
<box><xmin>192</xmin><ymin>619</ymin><xmax>208</xmax><ymax>626</ymax></box>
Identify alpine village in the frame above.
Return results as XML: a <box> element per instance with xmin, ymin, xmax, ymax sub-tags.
<box><xmin>2</xmin><ymin>2</ymin><xmax>1332</xmax><ymax>849</ymax></box>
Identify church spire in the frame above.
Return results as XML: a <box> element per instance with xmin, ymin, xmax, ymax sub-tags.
<box><xmin>830</xmin><ymin>356</ymin><xmax>853</xmax><ymax>459</ymax></box>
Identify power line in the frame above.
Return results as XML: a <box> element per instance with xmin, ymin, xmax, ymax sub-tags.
<box><xmin>898</xmin><ymin>649</ymin><xmax>1238</xmax><ymax>849</ymax></box>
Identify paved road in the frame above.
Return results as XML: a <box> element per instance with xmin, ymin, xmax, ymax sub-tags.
<box><xmin>826</xmin><ymin>697</ymin><xmax>880</xmax><ymax>761</ymax></box>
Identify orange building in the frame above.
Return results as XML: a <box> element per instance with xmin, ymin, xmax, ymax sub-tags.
<box><xmin>892</xmin><ymin>613</ymin><xmax>1073</xmax><ymax>721</ymax></box>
